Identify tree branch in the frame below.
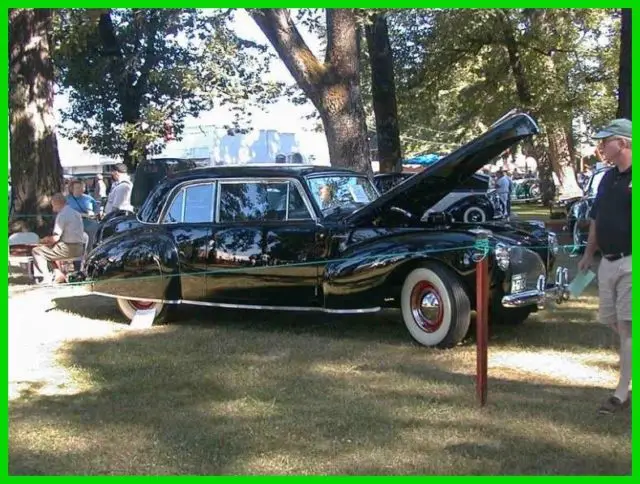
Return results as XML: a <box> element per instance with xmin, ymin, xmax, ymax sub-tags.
<box><xmin>97</xmin><ymin>11</ymin><xmax>121</xmax><ymax>56</ymax></box>
<box><xmin>247</xmin><ymin>8</ymin><xmax>325</xmax><ymax>100</ymax></box>
<box><xmin>136</xmin><ymin>11</ymin><xmax>161</xmax><ymax>99</ymax></box>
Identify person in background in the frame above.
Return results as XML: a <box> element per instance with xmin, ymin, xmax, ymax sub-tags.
<box><xmin>577</xmin><ymin>118</ymin><xmax>632</xmax><ymax>415</ymax></box>
<box><xmin>495</xmin><ymin>168</ymin><xmax>511</xmax><ymax>219</ymax></box>
<box><xmin>318</xmin><ymin>184</ymin><xmax>336</xmax><ymax>209</ymax></box>
<box><xmin>95</xmin><ymin>173</ymin><xmax>107</xmax><ymax>208</ymax></box>
<box><xmin>62</xmin><ymin>178</ymin><xmax>71</xmax><ymax>196</ymax></box>
<box><xmin>31</xmin><ymin>193</ymin><xmax>85</xmax><ymax>285</ymax></box>
<box><xmin>105</xmin><ymin>163</ymin><xmax>133</xmax><ymax>215</ymax></box>
<box><xmin>291</xmin><ymin>152</ymin><xmax>304</xmax><ymax>164</ymax></box>
<box><xmin>275</xmin><ymin>154</ymin><xmax>287</xmax><ymax>164</ymax></box>
<box><xmin>66</xmin><ymin>180</ymin><xmax>100</xmax><ymax>250</ymax></box>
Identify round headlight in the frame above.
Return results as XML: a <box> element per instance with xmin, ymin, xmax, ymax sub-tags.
<box><xmin>494</xmin><ymin>242</ymin><xmax>510</xmax><ymax>271</ymax></box>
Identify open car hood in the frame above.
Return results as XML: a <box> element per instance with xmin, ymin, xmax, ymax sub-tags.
<box><xmin>345</xmin><ymin>112</ymin><xmax>540</xmax><ymax>227</ymax></box>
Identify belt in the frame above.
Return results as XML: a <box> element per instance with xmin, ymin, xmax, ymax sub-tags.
<box><xmin>603</xmin><ymin>252</ymin><xmax>631</xmax><ymax>262</ymax></box>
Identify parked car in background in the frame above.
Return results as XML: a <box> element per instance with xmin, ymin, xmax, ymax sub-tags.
<box><xmin>565</xmin><ymin>165</ymin><xmax>611</xmax><ymax>253</ymax></box>
<box><xmin>83</xmin><ymin>112</ymin><xmax>569</xmax><ymax>349</ymax></box>
<box><xmin>373</xmin><ymin>171</ymin><xmax>506</xmax><ymax>223</ymax></box>
<box><xmin>510</xmin><ymin>176</ymin><xmax>540</xmax><ymax>202</ymax></box>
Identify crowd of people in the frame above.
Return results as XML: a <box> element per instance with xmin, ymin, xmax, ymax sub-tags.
<box><xmin>30</xmin><ymin>163</ymin><xmax>134</xmax><ymax>285</ymax></box>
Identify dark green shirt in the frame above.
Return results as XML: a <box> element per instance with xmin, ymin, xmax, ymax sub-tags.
<box><xmin>590</xmin><ymin>165</ymin><xmax>632</xmax><ymax>255</ymax></box>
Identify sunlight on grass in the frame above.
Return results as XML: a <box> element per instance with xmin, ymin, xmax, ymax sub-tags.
<box><xmin>490</xmin><ymin>350</ymin><xmax>617</xmax><ymax>386</ymax></box>
<box><xmin>8</xmin><ymin>254</ymin><xmax>630</xmax><ymax>475</ymax></box>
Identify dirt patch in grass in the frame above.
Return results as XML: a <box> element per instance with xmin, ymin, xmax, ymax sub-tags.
<box><xmin>8</xmin><ymin>258</ymin><xmax>630</xmax><ymax>475</ymax></box>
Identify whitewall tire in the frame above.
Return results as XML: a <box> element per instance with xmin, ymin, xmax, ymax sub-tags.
<box><xmin>400</xmin><ymin>264</ymin><xmax>471</xmax><ymax>349</ymax></box>
<box><xmin>463</xmin><ymin>206</ymin><xmax>487</xmax><ymax>223</ymax></box>
<box><xmin>116</xmin><ymin>298</ymin><xmax>165</xmax><ymax>323</ymax></box>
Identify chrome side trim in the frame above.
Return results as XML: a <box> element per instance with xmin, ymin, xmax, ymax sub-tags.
<box><xmin>92</xmin><ymin>292</ymin><xmax>178</xmax><ymax>305</ymax></box>
<box><xmin>91</xmin><ymin>291</ymin><xmax>381</xmax><ymax>314</ymax></box>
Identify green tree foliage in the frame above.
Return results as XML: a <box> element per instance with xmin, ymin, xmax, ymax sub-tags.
<box><xmin>391</xmin><ymin>9</ymin><xmax>620</xmax><ymax>151</ymax></box>
<box><xmin>388</xmin><ymin>8</ymin><xmax>620</xmax><ymax>203</ymax></box>
<box><xmin>53</xmin><ymin>9</ymin><xmax>282</xmax><ymax>168</ymax></box>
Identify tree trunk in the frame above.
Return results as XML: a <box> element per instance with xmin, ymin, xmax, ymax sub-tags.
<box><xmin>498</xmin><ymin>9</ymin><xmax>556</xmax><ymax>202</ymax></box>
<box><xmin>564</xmin><ymin>123</ymin><xmax>577</xmax><ymax>170</ymax></box>
<box><xmin>365</xmin><ymin>13</ymin><xmax>402</xmax><ymax>173</ymax></box>
<box><xmin>546</xmin><ymin>125</ymin><xmax>582</xmax><ymax>202</ymax></box>
<box><xmin>617</xmin><ymin>8</ymin><xmax>631</xmax><ymax>120</ymax></box>
<box><xmin>98</xmin><ymin>11</ymin><xmax>148</xmax><ymax>168</ymax></box>
<box><xmin>9</xmin><ymin>8</ymin><xmax>63</xmax><ymax>235</ymax></box>
<box><xmin>249</xmin><ymin>8</ymin><xmax>371</xmax><ymax>173</ymax></box>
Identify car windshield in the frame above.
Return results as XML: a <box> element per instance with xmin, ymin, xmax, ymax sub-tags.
<box><xmin>306</xmin><ymin>175</ymin><xmax>379</xmax><ymax>213</ymax></box>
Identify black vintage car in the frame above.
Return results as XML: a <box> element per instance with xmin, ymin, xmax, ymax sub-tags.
<box><xmin>84</xmin><ymin>112</ymin><xmax>569</xmax><ymax>349</ymax></box>
<box><xmin>566</xmin><ymin>166</ymin><xmax>611</xmax><ymax>253</ymax></box>
<box><xmin>373</xmin><ymin>172</ymin><xmax>505</xmax><ymax>223</ymax></box>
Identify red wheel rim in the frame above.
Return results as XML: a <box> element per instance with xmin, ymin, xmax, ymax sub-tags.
<box><xmin>130</xmin><ymin>300</ymin><xmax>155</xmax><ymax>310</ymax></box>
<box><xmin>410</xmin><ymin>281</ymin><xmax>444</xmax><ymax>333</ymax></box>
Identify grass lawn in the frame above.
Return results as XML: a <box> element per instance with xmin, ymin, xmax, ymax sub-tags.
<box><xmin>8</xmin><ymin>254</ymin><xmax>630</xmax><ymax>475</ymax></box>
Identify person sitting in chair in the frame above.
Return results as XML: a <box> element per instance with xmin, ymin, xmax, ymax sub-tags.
<box><xmin>32</xmin><ymin>193</ymin><xmax>85</xmax><ymax>285</ymax></box>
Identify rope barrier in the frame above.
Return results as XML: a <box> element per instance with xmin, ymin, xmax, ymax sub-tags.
<box><xmin>9</xmin><ymin>241</ymin><xmax>585</xmax><ymax>289</ymax></box>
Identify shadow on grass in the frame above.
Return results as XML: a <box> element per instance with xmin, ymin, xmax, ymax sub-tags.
<box><xmin>9</xmin><ymin>325</ymin><xmax>630</xmax><ymax>475</ymax></box>
<box><xmin>51</xmin><ymin>292</ymin><xmax>612</xmax><ymax>353</ymax></box>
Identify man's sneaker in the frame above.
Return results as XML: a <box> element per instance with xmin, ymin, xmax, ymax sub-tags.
<box><xmin>598</xmin><ymin>394</ymin><xmax>631</xmax><ymax>415</ymax></box>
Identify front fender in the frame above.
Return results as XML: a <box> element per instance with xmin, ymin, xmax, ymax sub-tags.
<box><xmin>84</xmin><ymin>228</ymin><xmax>180</xmax><ymax>301</ymax></box>
<box><xmin>323</xmin><ymin>230</ymin><xmax>485</xmax><ymax>310</ymax></box>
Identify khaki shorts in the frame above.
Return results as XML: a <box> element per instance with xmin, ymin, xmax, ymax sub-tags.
<box><xmin>598</xmin><ymin>255</ymin><xmax>632</xmax><ymax>325</ymax></box>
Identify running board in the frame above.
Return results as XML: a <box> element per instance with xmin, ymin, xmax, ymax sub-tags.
<box><xmin>92</xmin><ymin>291</ymin><xmax>381</xmax><ymax>315</ymax></box>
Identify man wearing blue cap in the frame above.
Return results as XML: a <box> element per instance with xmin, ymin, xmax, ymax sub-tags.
<box><xmin>578</xmin><ymin>118</ymin><xmax>632</xmax><ymax>415</ymax></box>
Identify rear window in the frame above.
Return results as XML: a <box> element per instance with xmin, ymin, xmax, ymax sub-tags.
<box><xmin>132</xmin><ymin>159</ymin><xmax>198</xmax><ymax>208</ymax></box>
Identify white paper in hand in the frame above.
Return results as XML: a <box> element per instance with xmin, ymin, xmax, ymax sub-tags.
<box><xmin>567</xmin><ymin>270</ymin><xmax>596</xmax><ymax>298</ymax></box>
<box><xmin>130</xmin><ymin>308</ymin><xmax>157</xmax><ymax>329</ymax></box>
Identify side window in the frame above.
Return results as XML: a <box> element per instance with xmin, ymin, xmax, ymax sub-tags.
<box><xmin>163</xmin><ymin>190</ymin><xmax>184</xmax><ymax>223</ymax></box>
<box><xmin>219</xmin><ymin>182</ymin><xmax>271</xmax><ymax>222</ymax></box>
<box><xmin>287</xmin><ymin>183</ymin><xmax>313</xmax><ymax>220</ymax></box>
<box><xmin>162</xmin><ymin>183</ymin><xmax>215</xmax><ymax>224</ymax></box>
<box><xmin>218</xmin><ymin>181</ymin><xmax>312</xmax><ymax>223</ymax></box>
<box><xmin>183</xmin><ymin>184</ymin><xmax>215</xmax><ymax>223</ymax></box>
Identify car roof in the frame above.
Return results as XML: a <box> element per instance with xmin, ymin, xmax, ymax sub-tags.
<box><xmin>164</xmin><ymin>164</ymin><xmax>362</xmax><ymax>184</ymax></box>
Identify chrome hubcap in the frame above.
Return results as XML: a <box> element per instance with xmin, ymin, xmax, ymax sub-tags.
<box><xmin>420</xmin><ymin>292</ymin><xmax>440</xmax><ymax>322</ymax></box>
<box><xmin>410</xmin><ymin>282</ymin><xmax>444</xmax><ymax>333</ymax></box>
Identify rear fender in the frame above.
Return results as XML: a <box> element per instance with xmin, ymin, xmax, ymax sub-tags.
<box><xmin>448</xmin><ymin>195</ymin><xmax>494</xmax><ymax>220</ymax></box>
<box><xmin>84</xmin><ymin>229</ymin><xmax>180</xmax><ymax>301</ymax></box>
<box><xmin>94</xmin><ymin>212</ymin><xmax>141</xmax><ymax>247</ymax></box>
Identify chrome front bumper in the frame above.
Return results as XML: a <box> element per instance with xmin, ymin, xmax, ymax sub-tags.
<box><xmin>501</xmin><ymin>267</ymin><xmax>570</xmax><ymax>308</ymax></box>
